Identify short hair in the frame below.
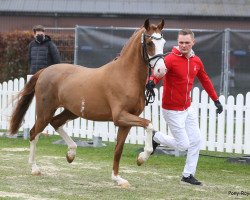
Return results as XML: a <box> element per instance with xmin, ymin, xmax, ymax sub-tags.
<box><xmin>32</xmin><ymin>25</ymin><xmax>45</xmax><ymax>33</ymax></box>
<box><xmin>178</xmin><ymin>29</ymin><xmax>195</xmax><ymax>39</ymax></box>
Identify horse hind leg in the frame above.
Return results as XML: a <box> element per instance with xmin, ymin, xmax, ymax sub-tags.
<box><xmin>50</xmin><ymin>109</ymin><xmax>78</xmax><ymax>163</ymax></box>
<box><xmin>29</xmin><ymin>117</ymin><xmax>53</xmax><ymax>175</ymax></box>
<box><xmin>29</xmin><ymin>131</ymin><xmax>41</xmax><ymax>175</ymax></box>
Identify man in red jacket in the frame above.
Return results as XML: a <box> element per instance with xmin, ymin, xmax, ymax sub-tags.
<box><xmin>146</xmin><ymin>29</ymin><xmax>223</xmax><ymax>185</ymax></box>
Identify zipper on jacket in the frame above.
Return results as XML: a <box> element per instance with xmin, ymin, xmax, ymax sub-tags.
<box><xmin>170</xmin><ymin>85</ymin><xmax>173</xmax><ymax>101</ymax></box>
<box><xmin>36</xmin><ymin>47</ymin><xmax>39</xmax><ymax>69</ymax></box>
<box><xmin>184</xmin><ymin>58</ymin><xmax>190</xmax><ymax>109</ymax></box>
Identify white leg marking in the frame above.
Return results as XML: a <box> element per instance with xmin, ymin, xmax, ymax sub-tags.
<box><xmin>56</xmin><ymin>126</ymin><xmax>77</xmax><ymax>149</ymax></box>
<box><xmin>29</xmin><ymin>134</ymin><xmax>41</xmax><ymax>175</ymax></box>
<box><xmin>31</xmin><ymin>163</ymin><xmax>41</xmax><ymax>175</ymax></box>
<box><xmin>137</xmin><ymin>123</ymin><xmax>153</xmax><ymax>165</ymax></box>
<box><xmin>111</xmin><ymin>171</ymin><xmax>130</xmax><ymax>188</ymax></box>
<box><xmin>144</xmin><ymin>123</ymin><xmax>154</xmax><ymax>153</ymax></box>
<box><xmin>56</xmin><ymin>126</ymin><xmax>77</xmax><ymax>162</ymax></box>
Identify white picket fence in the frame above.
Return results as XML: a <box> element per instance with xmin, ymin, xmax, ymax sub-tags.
<box><xmin>0</xmin><ymin>76</ymin><xmax>250</xmax><ymax>154</ymax></box>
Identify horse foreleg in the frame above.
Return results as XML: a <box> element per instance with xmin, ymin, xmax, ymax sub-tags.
<box><xmin>29</xmin><ymin>133</ymin><xmax>41</xmax><ymax>175</ymax></box>
<box><xmin>56</xmin><ymin>126</ymin><xmax>77</xmax><ymax>163</ymax></box>
<box><xmin>137</xmin><ymin>123</ymin><xmax>154</xmax><ymax>166</ymax></box>
<box><xmin>111</xmin><ymin>126</ymin><xmax>131</xmax><ymax>188</ymax></box>
<box><xmin>113</xmin><ymin>111</ymin><xmax>154</xmax><ymax>166</ymax></box>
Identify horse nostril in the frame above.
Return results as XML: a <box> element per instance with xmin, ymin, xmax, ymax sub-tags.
<box><xmin>158</xmin><ymin>67</ymin><xmax>165</xmax><ymax>73</ymax></box>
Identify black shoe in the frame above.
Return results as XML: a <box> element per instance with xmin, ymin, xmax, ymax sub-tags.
<box><xmin>181</xmin><ymin>174</ymin><xmax>202</xmax><ymax>185</ymax></box>
<box><xmin>151</xmin><ymin>130</ymin><xmax>159</xmax><ymax>155</ymax></box>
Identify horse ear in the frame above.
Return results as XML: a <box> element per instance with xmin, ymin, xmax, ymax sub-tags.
<box><xmin>157</xmin><ymin>19</ymin><xmax>165</xmax><ymax>30</ymax></box>
<box><xmin>144</xmin><ymin>19</ymin><xmax>150</xmax><ymax>31</ymax></box>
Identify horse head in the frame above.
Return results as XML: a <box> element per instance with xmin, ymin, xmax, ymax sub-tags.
<box><xmin>142</xmin><ymin>19</ymin><xmax>166</xmax><ymax>78</ymax></box>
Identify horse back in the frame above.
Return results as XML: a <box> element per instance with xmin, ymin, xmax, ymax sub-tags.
<box><xmin>35</xmin><ymin>64</ymin><xmax>113</xmax><ymax>121</ymax></box>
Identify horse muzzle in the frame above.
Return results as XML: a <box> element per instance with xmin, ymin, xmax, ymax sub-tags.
<box><xmin>153</xmin><ymin>59</ymin><xmax>167</xmax><ymax>78</ymax></box>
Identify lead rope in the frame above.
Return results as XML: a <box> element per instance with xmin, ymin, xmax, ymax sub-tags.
<box><xmin>145</xmin><ymin>68</ymin><xmax>155</xmax><ymax>106</ymax></box>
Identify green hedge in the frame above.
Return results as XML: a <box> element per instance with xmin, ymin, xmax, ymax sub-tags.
<box><xmin>0</xmin><ymin>31</ymin><xmax>74</xmax><ymax>83</ymax></box>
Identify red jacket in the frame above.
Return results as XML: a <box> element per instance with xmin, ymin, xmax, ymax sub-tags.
<box><xmin>151</xmin><ymin>47</ymin><xmax>218</xmax><ymax>111</ymax></box>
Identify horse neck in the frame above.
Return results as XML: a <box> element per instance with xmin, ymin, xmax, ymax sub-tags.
<box><xmin>118</xmin><ymin>29</ymin><xmax>148</xmax><ymax>84</ymax></box>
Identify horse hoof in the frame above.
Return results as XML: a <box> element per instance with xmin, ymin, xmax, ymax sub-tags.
<box><xmin>137</xmin><ymin>151</ymin><xmax>150</xmax><ymax>166</ymax></box>
<box><xmin>31</xmin><ymin>164</ymin><xmax>41</xmax><ymax>175</ymax></box>
<box><xmin>136</xmin><ymin>155</ymin><xmax>144</xmax><ymax>166</ymax></box>
<box><xmin>120</xmin><ymin>181</ymin><xmax>130</xmax><ymax>188</ymax></box>
<box><xmin>66</xmin><ymin>148</ymin><xmax>76</xmax><ymax>163</ymax></box>
<box><xmin>66</xmin><ymin>154</ymin><xmax>75</xmax><ymax>163</ymax></box>
<box><xmin>112</xmin><ymin>171</ymin><xmax>130</xmax><ymax>188</ymax></box>
<box><xmin>31</xmin><ymin>170</ymin><xmax>41</xmax><ymax>176</ymax></box>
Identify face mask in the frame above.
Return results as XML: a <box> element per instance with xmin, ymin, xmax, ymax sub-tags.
<box><xmin>35</xmin><ymin>34</ymin><xmax>45</xmax><ymax>43</ymax></box>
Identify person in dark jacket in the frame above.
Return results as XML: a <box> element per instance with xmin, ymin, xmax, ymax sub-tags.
<box><xmin>28</xmin><ymin>25</ymin><xmax>61</xmax><ymax>74</ymax></box>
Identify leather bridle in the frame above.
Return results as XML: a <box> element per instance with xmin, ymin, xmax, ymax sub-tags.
<box><xmin>141</xmin><ymin>33</ymin><xmax>166</xmax><ymax>69</ymax></box>
<box><xmin>141</xmin><ymin>32</ymin><xmax>166</xmax><ymax>106</ymax></box>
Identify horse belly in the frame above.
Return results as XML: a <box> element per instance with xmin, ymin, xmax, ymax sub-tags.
<box><xmin>61</xmin><ymin>91</ymin><xmax>113</xmax><ymax>121</ymax></box>
<box><xmin>80</xmin><ymin>99</ymin><xmax>112</xmax><ymax>121</ymax></box>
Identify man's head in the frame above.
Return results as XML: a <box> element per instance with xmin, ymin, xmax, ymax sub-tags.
<box><xmin>33</xmin><ymin>25</ymin><xmax>45</xmax><ymax>34</ymax></box>
<box><xmin>177</xmin><ymin>29</ymin><xmax>195</xmax><ymax>57</ymax></box>
<box><xmin>32</xmin><ymin>25</ymin><xmax>45</xmax><ymax>43</ymax></box>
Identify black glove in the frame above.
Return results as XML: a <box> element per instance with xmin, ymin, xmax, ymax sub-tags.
<box><xmin>214</xmin><ymin>100</ymin><xmax>223</xmax><ymax>114</ymax></box>
<box><xmin>146</xmin><ymin>80</ymin><xmax>155</xmax><ymax>91</ymax></box>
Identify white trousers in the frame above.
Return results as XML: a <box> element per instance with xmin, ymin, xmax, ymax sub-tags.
<box><xmin>154</xmin><ymin>106</ymin><xmax>201</xmax><ymax>177</ymax></box>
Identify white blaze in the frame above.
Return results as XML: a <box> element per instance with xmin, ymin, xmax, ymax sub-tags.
<box><xmin>149</xmin><ymin>32</ymin><xmax>167</xmax><ymax>78</ymax></box>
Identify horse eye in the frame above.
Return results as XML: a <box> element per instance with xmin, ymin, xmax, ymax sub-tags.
<box><xmin>147</xmin><ymin>41</ymin><xmax>154</xmax><ymax>47</ymax></box>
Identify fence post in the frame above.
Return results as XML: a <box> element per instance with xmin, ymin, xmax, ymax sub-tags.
<box><xmin>244</xmin><ymin>92</ymin><xmax>250</xmax><ymax>154</ymax></box>
<box><xmin>208</xmin><ymin>98</ymin><xmax>216</xmax><ymax>151</ymax></box>
<box><xmin>226</xmin><ymin>95</ymin><xmax>234</xmax><ymax>153</ymax></box>
<box><xmin>221</xmin><ymin>28</ymin><xmax>230</xmax><ymax>98</ymax></box>
<box><xmin>0</xmin><ymin>83</ymin><xmax>2</xmax><ymax>129</ymax></box>
<box><xmin>2</xmin><ymin>82</ymin><xmax>8</xmax><ymax>130</ymax></box>
<box><xmin>235</xmin><ymin>94</ymin><xmax>244</xmax><ymax>153</ymax></box>
<box><xmin>74</xmin><ymin>26</ymin><xmax>78</xmax><ymax>65</ymax></box>
<box><xmin>217</xmin><ymin>95</ymin><xmax>225</xmax><ymax>152</ymax></box>
<box><xmin>200</xmin><ymin>90</ymin><xmax>208</xmax><ymax>150</ymax></box>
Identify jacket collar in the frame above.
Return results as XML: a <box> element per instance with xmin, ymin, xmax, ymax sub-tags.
<box><xmin>35</xmin><ymin>35</ymin><xmax>51</xmax><ymax>44</ymax></box>
<box><xmin>172</xmin><ymin>46</ymin><xmax>195</xmax><ymax>58</ymax></box>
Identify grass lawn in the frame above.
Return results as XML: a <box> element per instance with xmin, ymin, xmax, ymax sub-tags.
<box><xmin>0</xmin><ymin>135</ymin><xmax>249</xmax><ymax>200</ymax></box>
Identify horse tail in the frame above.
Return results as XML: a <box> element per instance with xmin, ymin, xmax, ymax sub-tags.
<box><xmin>9</xmin><ymin>70</ymin><xmax>44</xmax><ymax>135</ymax></box>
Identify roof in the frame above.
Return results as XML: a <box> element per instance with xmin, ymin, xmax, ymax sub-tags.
<box><xmin>1</xmin><ymin>0</ymin><xmax>250</xmax><ymax>18</ymax></box>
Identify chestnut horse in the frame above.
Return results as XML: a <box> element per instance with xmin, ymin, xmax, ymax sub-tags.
<box><xmin>9</xmin><ymin>19</ymin><xmax>166</xmax><ymax>187</ymax></box>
